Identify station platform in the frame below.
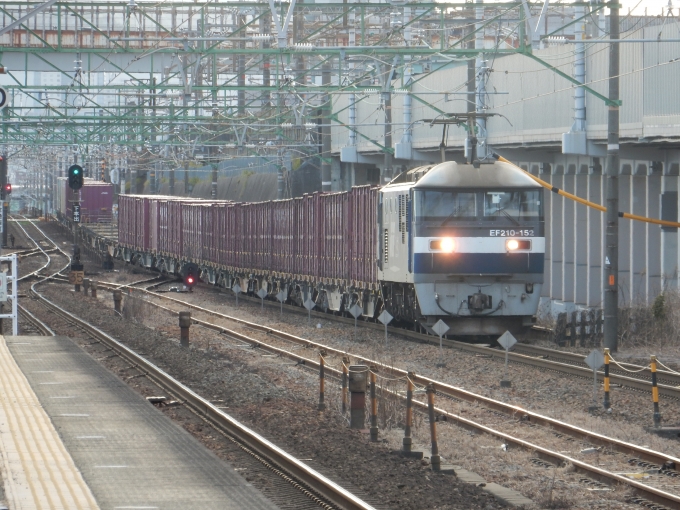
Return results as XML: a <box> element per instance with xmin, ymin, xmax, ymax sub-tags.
<box><xmin>0</xmin><ymin>335</ymin><xmax>280</xmax><ymax>510</ymax></box>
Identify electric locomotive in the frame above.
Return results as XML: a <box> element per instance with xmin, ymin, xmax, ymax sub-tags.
<box><xmin>378</xmin><ymin>160</ymin><xmax>544</xmax><ymax>336</ymax></box>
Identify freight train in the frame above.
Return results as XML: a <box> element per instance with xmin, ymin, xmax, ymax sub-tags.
<box><xmin>117</xmin><ymin>160</ymin><xmax>544</xmax><ymax>336</ymax></box>
<box><xmin>56</xmin><ymin>178</ymin><xmax>114</xmax><ymax>223</ymax></box>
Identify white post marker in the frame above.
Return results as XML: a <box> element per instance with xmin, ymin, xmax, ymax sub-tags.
<box><xmin>257</xmin><ymin>288</ymin><xmax>267</xmax><ymax>310</ymax></box>
<box><xmin>585</xmin><ymin>349</ymin><xmax>605</xmax><ymax>412</ymax></box>
<box><xmin>304</xmin><ymin>297</ymin><xmax>315</xmax><ymax>323</ymax></box>
<box><xmin>377</xmin><ymin>309</ymin><xmax>393</xmax><ymax>346</ymax></box>
<box><xmin>232</xmin><ymin>283</ymin><xmax>241</xmax><ymax>308</ymax></box>
<box><xmin>432</xmin><ymin>319</ymin><xmax>449</xmax><ymax>367</ymax></box>
<box><xmin>0</xmin><ymin>255</ymin><xmax>18</xmax><ymax>335</ymax></box>
<box><xmin>276</xmin><ymin>289</ymin><xmax>286</xmax><ymax>317</ymax></box>
<box><xmin>349</xmin><ymin>303</ymin><xmax>363</xmax><ymax>338</ymax></box>
<box><xmin>497</xmin><ymin>330</ymin><xmax>517</xmax><ymax>387</ymax></box>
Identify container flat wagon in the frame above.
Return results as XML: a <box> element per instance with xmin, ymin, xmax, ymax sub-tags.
<box><xmin>118</xmin><ymin>188</ymin><xmax>380</xmax><ymax>317</ymax></box>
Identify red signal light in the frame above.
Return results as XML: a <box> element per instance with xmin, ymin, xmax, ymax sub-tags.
<box><xmin>186</xmin><ymin>276</ymin><xmax>194</xmax><ymax>284</ymax></box>
<box><xmin>3</xmin><ymin>183</ymin><xmax>10</xmax><ymax>194</ymax></box>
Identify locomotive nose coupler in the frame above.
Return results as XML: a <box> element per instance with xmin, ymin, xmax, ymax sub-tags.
<box><xmin>468</xmin><ymin>292</ymin><xmax>492</xmax><ymax>312</ymax></box>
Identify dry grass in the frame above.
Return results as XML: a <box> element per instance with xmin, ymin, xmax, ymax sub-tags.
<box><xmin>121</xmin><ymin>294</ymin><xmax>153</xmax><ymax>324</ymax></box>
<box><xmin>618</xmin><ymin>291</ymin><xmax>674</xmax><ymax>349</ymax></box>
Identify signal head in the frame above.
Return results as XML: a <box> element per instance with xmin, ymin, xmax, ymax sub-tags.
<box><xmin>182</xmin><ymin>262</ymin><xmax>200</xmax><ymax>288</ymax></box>
<box><xmin>68</xmin><ymin>164</ymin><xmax>84</xmax><ymax>190</ymax></box>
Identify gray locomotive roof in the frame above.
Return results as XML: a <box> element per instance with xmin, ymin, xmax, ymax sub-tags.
<box><xmin>388</xmin><ymin>161</ymin><xmax>542</xmax><ymax>189</ymax></box>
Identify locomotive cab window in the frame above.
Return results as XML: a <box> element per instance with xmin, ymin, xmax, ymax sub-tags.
<box><xmin>484</xmin><ymin>190</ymin><xmax>541</xmax><ymax>222</ymax></box>
<box><xmin>414</xmin><ymin>191</ymin><xmax>477</xmax><ymax>223</ymax></box>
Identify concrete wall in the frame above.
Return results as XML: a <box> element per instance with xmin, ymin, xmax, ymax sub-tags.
<box><xmin>513</xmin><ymin>153</ymin><xmax>680</xmax><ymax>318</ymax></box>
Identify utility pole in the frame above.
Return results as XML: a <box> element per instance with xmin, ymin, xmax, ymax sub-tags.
<box><xmin>466</xmin><ymin>9</ymin><xmax>475</xmax><ymax>163</ymax></box>
<box><xmin>169</xmin><ymin>163</ymin><xmax>175</xmax><ymax>196</ymax></box>
<box><xmin>383</xmin><ymin>88</ymin><xmax>393</xmax><ymax>181</ymax></box>
<box><xmin>0</xmin><ymin>154</ymin><xmax>7</xmax><ymax>248</ymax></box>
<box><xmin>277</xmin><ymin>149</ymin><xmax>285</xmax><ymax>200</ymax></box>
<box><xmin>321</xmin><ymin>62</ymin><xmax>332</xmax><ymax>192</ymax></box>
<box><xmin>475</xmin><ymin>0</ymin><xmax>488</xmax><ymax>160</ymax></box>
<box><xmin>382</xmin><ymin>59</ymin><xmax>396</xmax><ymax>184</ymax></box>
<box><xmin>604</xmin><ymin>3</ymin><xmax>620</xmax><ymax>352</ymax></box>
<box><xmin>184</xmin><ymin>159</ymin><xmax>190</xmax><ymax>195</ymax></box>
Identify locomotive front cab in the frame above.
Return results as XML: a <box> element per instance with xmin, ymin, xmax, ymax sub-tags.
<box><xmin>379</xmin><ymin>161</ymin><xmax>545</xmax><ymax>336</ymax></box>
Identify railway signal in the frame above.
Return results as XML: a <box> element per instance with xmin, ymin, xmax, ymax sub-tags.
<box><xmin>68</xmin><ymin>164</ymin><xmax>84</xmax><ymax>190</ymax></box>
<box><xmin>182</xmin><ymin>263</ymin><xmax>199</xmax><ymax>291</ymax></box>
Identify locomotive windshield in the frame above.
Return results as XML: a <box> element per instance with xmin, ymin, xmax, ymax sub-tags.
<box><xmin>484</xmin><ymin>190</ymin><xmax>541</xmax><ymax>221</ymax></box>
<box><xmin>414</xmin><ymin>189</ymin><xmax>542</xmax><ymax>223</ymax></box>
<box><xmin>417</xmin><ymin>191</ymin><xmax>477</xmax><ymax>221</ymax></box>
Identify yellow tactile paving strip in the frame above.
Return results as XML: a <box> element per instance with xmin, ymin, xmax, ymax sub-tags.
<box><xmin>0</xmin><ymin>336</ymin><xmax>99</xmax><ymax>510</ymax></box>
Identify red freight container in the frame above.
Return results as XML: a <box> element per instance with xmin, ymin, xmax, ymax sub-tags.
<box><xmin>136</xmin><ymin>197</ymin><xmax>150</xmax><ymax>251</ymax></box>
<box><xmin>296</xmin><ymin>194</ymin><xmax>317</xmax><ymax>278</ymax></box>
<box><xmin>348</xmin><ymin>186</ymin><xmax>378</xmax><ymax>285</ymax></box>
<box><xmin>243</xmin><ymin>202</ymin><xmax>266</xmax><ymax>271</ymax></box>
<box><xmin>224</xmin><ymin>203</ymin><xmax>241</xmax><ymax>268</ymax></box>
<box><xmin>57</xmin><ymin>177</ymin><xmax>113</xmax><ymax>223</ymax></box>
<box><xmin>208</xmin><ymin>203</ymin><xmax>220</xmax><ymax>265</ymax></box>
<box><xmin>271</xmin><ymin>200</ymin><xmax>295</xmax><ymax>273</ymax></box>
<box><xmin>63</xmin><ymin>179</ymin><xmax>114</xmax><ymax>224</ymax></box>
<box><xmin>118</xmin><ymin>186</ymin><xmax>379</xmax><ymax>288</ymax></box>
<box><xmin>117</xmin><ymin>195</ymin><xmax>133</xmax><ymax>247</ymax></box>
<box><xmin>148</xmin><ymin>196</ymin><xmax>178</xmax><ymax>253</ymax></box>
<box><xmin>317</xmin><ymin>192</ymin><xmax>346</xmax><ymax>280</ymax></box>
<box><xmin>167</xmin><ymin>200</ymin><xmax>183</xmax><ymax>257</ymax></box>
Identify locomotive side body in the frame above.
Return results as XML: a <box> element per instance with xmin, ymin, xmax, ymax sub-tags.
<box><xmin>378</xmin><ymin>161</ymin><xmax>545</xmax><ymax>336</ymax></box>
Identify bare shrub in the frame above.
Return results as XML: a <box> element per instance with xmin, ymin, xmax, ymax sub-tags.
<box><xmin>618</xmin><ymin>288</ymin><xmax>680</xmax><ymax>350</ymax></box>
<box><xmin>377</xmin><ymin>377</ymin><xmax>404</xmax><ymax>430</ymax></box>
<box><xmin>122</xmin><ymin>294</ymin><xmax>152</xmax><ymax>324</ymax></box>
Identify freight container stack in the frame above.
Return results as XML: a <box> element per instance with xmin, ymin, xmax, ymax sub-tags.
<box><xmin>117</xmin><ymin>186</ymin><xmax>379</xmax><ymax>289</ymax></box>
<box><xmin>57</xmin><ymin>177</ymin><xmax>114</xmax><ymax>223</ymax></box>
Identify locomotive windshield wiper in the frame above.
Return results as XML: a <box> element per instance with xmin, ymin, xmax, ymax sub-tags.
<box><xmin>495</xmin><ymin>208</ymin><xmax>520</xmax><ymax>226</ymax></box>
<box><xmin>440</xmin><ymin>208</ymin><xmax>467</xmax><ymax>226</ymax></box>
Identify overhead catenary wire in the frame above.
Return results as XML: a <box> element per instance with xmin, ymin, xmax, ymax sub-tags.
<box><xmin>492</xmin><ymin>153</ymin><xmax>680</xmax><ymax>230</ymax></box>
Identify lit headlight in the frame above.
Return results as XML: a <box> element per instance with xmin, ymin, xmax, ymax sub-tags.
<box><xmin>506</xmin><ymin>239</ymin><xmax>531</xmax><ymax>251</ymax></box>
<box><xmin>441</xmin><ymin>237</ymin><xmax>455</xmax><ymax>253</ymax></box>
<box><xmin>430</xmin><ymin>238</ymin><xmax>456</xmax><ymax>253</ymax></box>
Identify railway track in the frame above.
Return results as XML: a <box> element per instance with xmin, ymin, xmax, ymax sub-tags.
<box><xmin>88</xmin><ymin>273</ymin><xmax>680</xmax><ymax>401</ymax></box>
<box><xmin>48</xmin><ymin>216</ymin><xmax>677</xmax><ymax>399</ymax></box>
<box><xmin>22</xmin><ymin>219</ymin><xmax>680</xmax><ymax>508</ymax></box>
<box><xmin>85</xmin><ymin>281</ymin><xmax>680</xmax><ymax>509</ymax></box>
<box><xmin>512</xmin><ymin>343</ymin><xmax>680</xmax><ymax>388</ymax></box>
<box><xmin>14</xmin><ymin>217</ymin><xmax>378</xmax><ymax>510</ymax></box>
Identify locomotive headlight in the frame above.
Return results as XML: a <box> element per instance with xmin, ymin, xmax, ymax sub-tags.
<box><xmin>441</xmin><ymin>237</ymin><xmax>455</xmax><ymax>253</ymax></box>
<box><xmin>429</xmin><ymin>238</ymin><xmax>456</xmax><ymax>253</ymax></box>
<box><xmin>506</xmin><ymin>239</ymin><xmax>531</xmax><ymax>251</ymax></box>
